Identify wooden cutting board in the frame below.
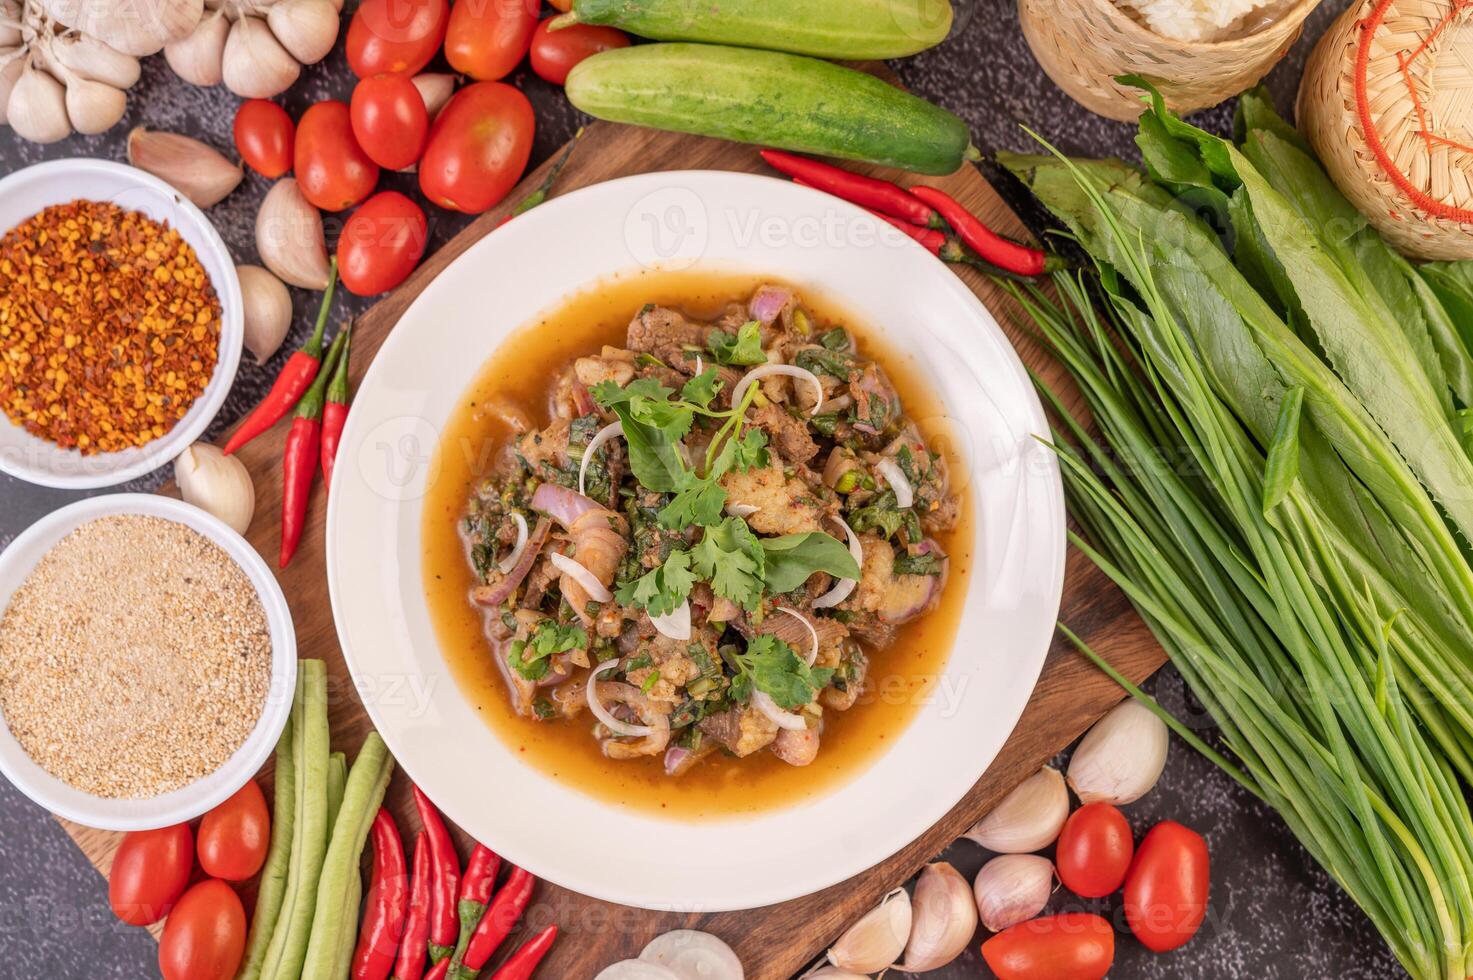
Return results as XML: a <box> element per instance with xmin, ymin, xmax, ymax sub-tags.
<box><xmin>58</xmin><ymin>117</ymin><xmax>1166</xmax><ymax>978</ymax></box>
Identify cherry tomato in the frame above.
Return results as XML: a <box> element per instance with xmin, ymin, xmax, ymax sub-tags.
<box><xmin>1055</xmin><ymin>802</ymin><xmax>1134</xmax><ymax>899</ymax></box>
<box><xmin>444</xmin><ymin>0</ymin><xmax>539</xmax><ymax>81</ymax></box>
<box><xmin>419</xmin><ymin>82</ymin><xmax>534</xmax><ymax>214</ymax></box>
<box><xmin>295</xmin><ymin>100</ymin><xmax>381</xmax><ymax>212</ymax></box>
<box><xmin>337</xmin><ymin>191</ymin><xmax>428</xmax><ymax>295</ymax></box>
<box><xmin>108</xmin><ymin>823</ymin><xmax>193</xmax><ymax>926</ymax></box>
<box><xmin>1124</xmin><ymin>820</ymin><xmax>1210</xmax><ymax>953</ymax></box>
<box><xmin>351</xmin><ymin>73</ymin><xmax>430</xmax><ymax>171</ymax></box>
<box><xmin>158</xmin><ymin>879</ymin><xmax>247</xmax><ymax>980</ymax></box>
<box><xmin>197</xmin><ymin>780</ymin><xmax>271</xmax><ymax>882</ymax></box>
<box><xmin>233</xmin><ymin>100</ymin><xmax>294</xmax><ymax>178</ymax></box>
<box><xmin>347</xmin><ymin>0</ymin><xmax>450</xmax><ymax>78</ymax></box>
<box><xmin>529</xmin><ymin>17</ymin><xmax>629</xmax><ymax>86</ymax></box>
<box><xmin>981</xmin><ymin>913</ymin><xmax>1115</xmax><ymax>980</ymax></box>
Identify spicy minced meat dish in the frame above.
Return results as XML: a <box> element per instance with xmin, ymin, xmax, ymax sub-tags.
<box><xmin>462</xmin><ymin>283</ymin><xmax>959</xmax><ymax>775</ymax></box>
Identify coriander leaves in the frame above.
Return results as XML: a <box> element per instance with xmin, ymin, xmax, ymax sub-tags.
<box><xmin>729</xmin><ymin>635</ymin><xmax>833</xmax><ymax>710</ymax></box>
<box><xmin>508</xmin><ymin>620</ymin><xmax>588</xmax><ymax>681</ymax></box>
<box><xmin>706</xmin><ymin>320</ymin><xmax>767</xmax><ymax>366</ymax></box>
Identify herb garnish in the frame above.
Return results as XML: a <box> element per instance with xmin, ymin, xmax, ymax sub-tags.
<box><xmin>507</xmin><ymin>620</ymin><xmax>588</xmax><ymax>681</ymax></box>
<box><xmin>706</xmin><ymin>320</ymin><xmax>767</xmax><ymax>365</ymax></box>
<box><xmin>728</xmin><ymin>635</ymin><xmax>834</xmax><ymax>710</ymax></box>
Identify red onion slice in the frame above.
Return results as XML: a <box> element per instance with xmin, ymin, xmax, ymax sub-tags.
<box><xmin>578</xmin><ymin>421</ymin><xmax>624</xmax><ymax>497</ymax></box>
<box><xmin>495</xmin><ymin>513</ymin><xmax>529</xmax><ymax>574</ymax></box>
<box><xmin>774</xmin><ymin>606</ymin><xmax>820</xmax><ymax>666</ymax></box>
<box><xmin>551</xmin><ymin>552</ymin><xmax>614</xmax><ymax>603</ymax></box>
<box><xmin>875</xmin><ymin>457</ymin><xmax>914</xmax><ymax>508</ymax></box>
<box><xmin>812</xmin><ymin>516</ymin><xmax>862</xmax><ymax>609</ymax></box>
<box><xmin>748</xmin><ymin>285</ymin><xmax>793</xmax><ymax>325</ymax></box>
<box><xmin>731</xmin><ymin>364</ymin><xmax>824</xmax><ymax>415</ymax></box>
<box><xmin>753</xmin><ymin>690</ymin><xmax>808</xmax><ymax>731</ymax></box>
<box><xmin>588</xmin><ymin>660</ymin><xmax>655</xmax><ymax>738</ymax></box>
<box><xmin>649</xmin><ymin>600</ymin><xmax>692</xmax><ymax>641</ymax></box>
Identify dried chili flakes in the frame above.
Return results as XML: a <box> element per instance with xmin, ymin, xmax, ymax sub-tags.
<box><xmin>0</xmin><ymin>200</ymin><xmax>221</xmax><ymax>454</ymax></box>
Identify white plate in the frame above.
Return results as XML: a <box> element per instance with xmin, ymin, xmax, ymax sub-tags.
<box><xmin>327</xmin><ymin>171</ymin><xmax>1065</xmax><ymax>912</ymax></box>
<box><xmin>0</xmin><ymin>160</ymin><xmax>243</xmax><ymax>489</ymax></box>
<box><xmin>0</xmin><ymin>494</ymin><xmax>295</xmax><ymax>831</ymax></box>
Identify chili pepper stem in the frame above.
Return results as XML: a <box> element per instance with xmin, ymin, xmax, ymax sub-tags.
<box><xmin>302</xmin><ymin>257</ymin><xmax>339</xmax><ymax>359</ymax></box>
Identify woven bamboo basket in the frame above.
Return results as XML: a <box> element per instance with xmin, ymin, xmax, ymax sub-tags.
<box><xmin>1298</xmin><ymin>0</ymin><xmax>1473</xmax><ymax>260</ymax></box>
<box><xmin>1019</xmin><ymin>0</ymin><xmax>1322</xmax><ymax>121</ymax></box>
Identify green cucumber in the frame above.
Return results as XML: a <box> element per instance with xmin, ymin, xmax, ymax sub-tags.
<box><xmin>565</xmin><ymin>44</ymin><xmax>977</xmax><ymax>175</ymax></box>
<box><xmin>556</xmin><ymin>0</ymin><xmax>952</xmax><ymax>59</ymax></box>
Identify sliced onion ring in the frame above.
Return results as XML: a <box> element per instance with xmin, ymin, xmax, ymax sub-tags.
<box><xmin>588</xmin><ymin>660</ymin><xmax>655</xmax><ymax>738</ymax></box>
<box><xmin>731</xmin><ymin>364</ymin><xmax>824</xmax><ymax>415</ymax></box>
<box><xmin>725</xmin><ymin>501</ymin><xmax>760</xmax><ymax>518</ymax></box>
<box><xmin>753</xmin><ymin>690</ymin><xmax>808</xmax><ymax>731</ymax></box>
<box><xmin>876</xmin><ymin>457</ymin><xmax>914</xmax><ymax>508</ymax></box>
<box><xmin>495</xmin><ymin>512</ymin><xmax>529</xmax><ymax>574</ymax></box>
<box><xmin>578</xmin><ymin>421</ymin><xmax>624</xmax><ymax>497</ymax></box>
<box><xmin>649</xmin><ymin>600</ymin><xmax>692</xmax><ymax>641</ymax></box>
<box><xmin>774</xmin><ymin>605</ymin><xmax>820</xmax><ymax>666</ymax></box>
<box><xmin>812</xmin><ymin>516</ymin><xmax>862</xmax><ymax>609</ymax></box>
<box><xmin>550</xmin><ymin>552</ymin><xmax>614</xmax><ymax>603</ymax></box>
<box><xmin>640</xmin><ymin>929</ymin><xmax>744</xmax><ymax>980</ymax></box>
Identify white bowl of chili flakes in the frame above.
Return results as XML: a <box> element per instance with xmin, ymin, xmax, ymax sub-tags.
<box><xmin>0</xmin><ymin>159</ymin><xmax>243</xmax><ymax>489</ymax></box>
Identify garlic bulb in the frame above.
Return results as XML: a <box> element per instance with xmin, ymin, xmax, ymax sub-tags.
<box><xmin>1068</xmin><ymin>698</ymin><xmax>1169</xmax><ymax>805</ymax></box>
<box><xmin>964</xmin><ymin>766</ymin><xmax>1069</xmax><ymax>853</ymax></box>
<box><xmin>176</xmin><ymin>442</ymin><xmax>255</xmax><ymax>534</ymax></box>
<box><xmin>48</xmin><ymin>30</ymin><xmax>140</xmax><ymax>87</ymax></box>
<box><xmin>411</xmin><ymin>72</ymin><xmax>455</xmax><ymax>120</ymax></box>
<box><xmin>973</xmin><ymin>854</ymin><xmax>1055</xmax><ymax>933</ymax></box>
<box><xmin>827</xmin><ymin>887</ymin><xmax>911</xmax><ymax>974</ymax></box>
<box><xmin>166</xmin><ymin>0</ymin><xmax>340</xmax><ymax>98</ymax></box>
<box><xmin>237</xmin><ymin>264</ymin><xmax>292</xmax><ymax>363</ymax></box>
<box><xmin>222</xmin><ymin>14</ymin><xmax>298</xmax><ymax>98</ymax></box>
<box><xmin>128</xmin><ymin>127</ymin><xmax>243</xmax><ymax>208</ymax></box>
<box><xmin>897</xmin><ymin>863</ymin><xmax>976</xmax><ymax>972</ymax></box>
<box><xmin>39</xmin><ymin>0</ymin><xmax>202</xmax><ymax>56</ymax></box>
<box><xmin>163</xmin><ymin>8</ymin><xmax>227</xmax><ymax>85</ymax></box>
<box><xmin>257</xmin><ymin>177</ymin><xmax>331</xmax><ymax>289</ymax></box>
<box><xmin>8</xmin><ymin>59</ymin><xmax>68</xmax><ymax>142</ymax></box>
<box><xmin>265</xmin><ymin>0</ymin><xmax>336</xmax><ymax>64</ymax></box>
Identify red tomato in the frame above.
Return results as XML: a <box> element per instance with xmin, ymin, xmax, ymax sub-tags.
<box><xmin>1056</xmin><ymin>802</ymin><xmax>1134</xmax><ymax>899</ymax></box>
<box><xmin>444</xmin><ymin>0</ymin><xmax>539</xmax><ymax>81</ymax></box>
<box><xmin>233</xmin><ymin>100</ymin><xmax>294</xmax><ymax>178</ymax></box>
<box><xmin>981</xmin><ymin>913</ymin><xmax>1116</xmax><ymax>980</ymax></box>
<box><xmin>1124</xmin><ymin>820</ymin><xmax>1210</xmax><ymax>953</ymax></box>
<box><xmin>295</xmin><ymin>100</ymin><xmax>381</xmax><ymax>212</ymax></box>
<box><xmin>529</xmin><ymin>17</ymin><xmax>629</xmax><ymax>86</ymax></box>
<box><xmin>419</xmin><ymin>82</ymin><xmax>534</xmax><ymax>214</ymax></box>
<box><xmin>108</xmin><ymin>823</ymin><xmax>193</xmax><ymax>926</ymax></box>
<box><xmin>347</xmin><ymin>0</ymin><xmax>450</xmax><ymax>78</ymax></box>
<box><xmin>337</xmin><ymin>191</ymin><xmax>428</xmax><ymax>295</ymax></box>
<box><xmin>197</xmin><ymin>780</ymin><xmax>271</xmax><ymax>882</ymax></box>
<box><xmin>351</xmin><ymin>73</ymin><xmax>430</xmax><ymax>170</ymax></box>
<box><xmin>158</xmin><ymin>879</ymin><xmax>247</xmax><ymax>980</ymax></box>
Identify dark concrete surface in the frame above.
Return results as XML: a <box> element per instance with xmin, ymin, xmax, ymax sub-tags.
<box><xmin>0</xmin><ymin>0</ymin><xmax>1407</xmax><ymax>976</ymax></box>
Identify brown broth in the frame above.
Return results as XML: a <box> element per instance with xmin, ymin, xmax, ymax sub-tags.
<box><xmin>421</xmin><ymin>269</ymin><xmax>973</xmax><ymax>819</ymax></box>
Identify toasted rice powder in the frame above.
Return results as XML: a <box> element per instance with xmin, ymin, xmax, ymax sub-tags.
<box><xmin>0</xmin><ymin>515</ymin><xmax>271</xmax><ymax>799</ymax></box>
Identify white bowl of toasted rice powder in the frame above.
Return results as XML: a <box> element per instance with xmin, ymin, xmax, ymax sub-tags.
<box><xmin>0</xmin><ymin>494</ymin><xmax>295</xmax><ymax>831</ymax></box>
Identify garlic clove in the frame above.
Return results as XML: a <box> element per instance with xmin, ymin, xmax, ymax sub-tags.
<box><xmin>411</xmin><ymin>72</ymin><xmax>455</xmax><ymax>121</ymax></box>
<box><xmin>175</xmin><ymin>442</ymin><xmax>256</xmax><ymax>535</ymax></box>
<box><xmin>0</xmin><ymin>54</ymin><xmax>24</xmax><ymax>126</ymax></box>
<box><xmin>164</xmin><ymin>9</ymin><xmax>229</xmax><ymax>87</ymax></box>
<box><xmin>257</xmin><ymin>178</ymin><xmax>331</xmax><ymax>290</ymax></box>
<box><xmin>0</xmin><ymin>5</ymin><xmax>18</xmax><ymax>49</ymax></box>
<box><xmin>266</xmin><ymin>0</ymin><xmax>340</xmax><ymax>66</ymax></box>
<box><xmin>826</xmin><ymin>886</ymin><xmax>911</xmax><ymax>974</ymax></box>
<box><xmin>972</xmin><ymin>854</ymin><xmax>1056</xmax><ymax>933</ymax></box>
<box><xmin>48</xmin><ymin>32</ymin><xmax>141</xmax><ymax>89</ymax></box>
<box><xmin>237</xmin><ymin>265</ymin><xmax>293</xmax><ymax>364</ymax></box>
<box><xmin>128</xmin><ymin>127</ymin><xmax>243</xmax><ymax>208</ymax></box>
<box><xmin>963</xmin><ymin>765</ymin><xmax>1069</xmax><ymax>854</ymax></box>
<box><xmin>9</xmin><ymin>62</ymin><xmax>71</xmax><ymax>143</ymax></box>
<box><xmin>1067</xmin><ymin>698</ymin><xmax>1169</xmax><ymax>805</ymax></box>
<box><xmin>222</xmin><ymin>15</ymin><xmax>300</xmax><ymax>99</ymax></box>
<box><xmin>897</xmin><ymin>862</ymin><xmax>976</xmax><ymax>972</ymax></box>
<box><xmin>63</xmin><ymin>75</ymin><xmax>126</xmax><ymax>134</ymax></box>
<box><xmin>800</xmin><ymin>970</ymin><xmax>869</xmax><ymax>980</ymax></box>
<box><xmin>39</xmin><ymin>0</ymin><xmax>204</xmax><ymax>57</ymax></box>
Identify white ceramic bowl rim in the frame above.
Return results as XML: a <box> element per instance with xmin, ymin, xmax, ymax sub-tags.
<box><xmin>327</xmin><ymin>170</ymin><xmax>1066</xmax><ymax>911</ymax></box>
<box><xmin>0</xmin><ymin>159</ymin><xmax>243</xmax><ymax>489</ymax></box>
<box><xmin>0</xmin><ymin>494</ymin><xmax>296</xmax><ymax>831</ymax></box>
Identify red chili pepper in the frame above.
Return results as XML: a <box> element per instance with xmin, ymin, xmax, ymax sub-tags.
<box><xmin>454</xmin><ymin>867</ymin><xmax>534</xmax><ymax>979</ymax></box>
<box><xmin>393</xmin><ymin>833</ymin><xmax>432</xmax><ymax>980</ymax></box>
<box><xmin>224</xmin><ymin>259</ymin><xmax>338</xmax><ymax>455</ymax></box>
<box><xmin>423</xmin><ymin>960</ymin><xmax>449</xmax><ymax>980</ymax></box>
<box><xmin>869</xmin><ymin>209</ymin><xmax>947</xmax><ymax>255</ymax></box>
<box><xmin>352</xmin><ymin>809</ymin><xmax>408</xmax><ymax>980</ymax></box>
<box><xmin>278</xmin><ymin>326</ymin><xmax>346</xmax><ymax>568</ymax></box>
<box><xmin>760</xmin><ymin>149</ymin><xmax>941</xmax><ymax>228</ymax></box>
<box><xmin>487</xmin><ymin>925</ymin><xmax>556</xmax><ymax>980</ymax></box>
<box><xmin>320</xmin><ymin>319</ymin><xmax>354</xmax><ymax>496</ymax></box>
<box><xmin>413</xmin><ymin>784</ymin><xmax>462</xmax><ymax>964</ymax></box>
<box><xmin>445</xmin><ymin>844</ymin><xmax>502</xmax><ymax>978</ymax></box>
<box><xmin>908</xmin><ymin>185</ymin><xmax>1052</xmax><ymax>277</ymax></box>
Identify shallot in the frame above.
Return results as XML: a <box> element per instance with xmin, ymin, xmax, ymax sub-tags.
<box><xmin>587</xmin><ymin>660</ymin><xmax>653</xmax><ymax>738</ymax></box>
<box><xmin>732</xmin><ymin>364</ymin><xmax>823</xmax><ymax>415</ymax></box>
<box><xmin>495</xmin><ymin>512</ymin><xmax>529</xmax><ymax>575</ymax></box>
<box><xmin>128</xmin><ymin>127</ymin><xmax>243</xmax><ymax>208</ymax></box>
<box><xmin>550</xmin><ymin>552</ymin><xmax>613</xmax><ymax>603</ymax></box>
<box><xmin>812</xmin><ymin>517</ymin><xmax>861</xmax><ymax>609</ymax></box>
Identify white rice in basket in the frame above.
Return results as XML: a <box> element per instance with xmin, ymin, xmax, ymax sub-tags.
<box><xmin>1113</xmin><ymin>0</ymin><xmax>1295</xmax><ymax>42</ymax></box>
